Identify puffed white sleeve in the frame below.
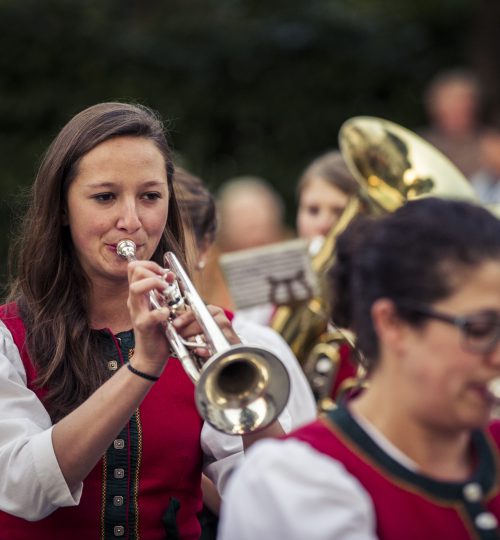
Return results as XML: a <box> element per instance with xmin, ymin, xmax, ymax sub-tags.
<box><xmin>217</xmin><ymin>438</ymin><xmax>378</xmax><ymax>540</ymax></box>
<box><xmin>0</xmin><ymin>321</ymin><xmax>82</xmax><ymax>520</ymax></box>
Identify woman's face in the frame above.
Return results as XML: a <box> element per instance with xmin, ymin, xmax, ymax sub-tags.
<box><xmin>397</xmin><ymin>260</ymin><xmax>500</xmax><ymax>431</ymax></box>
<box><xmin>65</xmin><ymin>136</ymin><xmax>169</xmax><ymax>285</ymax></box>
<box><xmin>296</xmin><ymin>177</ymin><xmax>350</xmax><ymax>240</ymax></box>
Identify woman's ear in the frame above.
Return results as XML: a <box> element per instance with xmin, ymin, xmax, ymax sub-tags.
<box><xmin>196</xmin><ymin>234</ymin><xmax>212</xmax><ymax>270</ymax></box>
<box><xmin>371</xmin><ymin>298</ymin><xmax>406</xmax><ymax>353</ymax></box>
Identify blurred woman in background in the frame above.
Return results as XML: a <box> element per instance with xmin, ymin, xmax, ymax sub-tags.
<box><xmin>296</xmin><ymin>150</ymin><xmax>359</xmax><ymax>251</ymax></box>
<box><xmin>294</xmin><ymin>150</ymin><xmax>361</xmax><ymax>402</ymax></box>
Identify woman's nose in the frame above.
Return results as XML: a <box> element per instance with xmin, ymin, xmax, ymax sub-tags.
<box><xmin>117</xmin><ymin>200</ymin><xmax>141</xmax><ymax>232</ymax></box>
<box><xmin>317</xmin><ymin>214</ymin><xmax>335</xmax><ymax>236</ymax></box>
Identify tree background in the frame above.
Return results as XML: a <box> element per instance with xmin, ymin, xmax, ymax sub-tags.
<box><xmin>1</xmin><ymin>0</ymin><xmax>498</xmax><ymax>290</ymax></box>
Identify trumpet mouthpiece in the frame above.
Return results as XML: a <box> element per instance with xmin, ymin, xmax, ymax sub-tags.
<box><xmin>116</xmin><ymin>239</ymin><xmax>137</xmax><ymax>261</ymax></box>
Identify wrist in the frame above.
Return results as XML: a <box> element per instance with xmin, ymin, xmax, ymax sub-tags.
<box><xmin>126</xmin><ymin>360</ymin><xmax>164</xmax><ymax>382</ymax></box>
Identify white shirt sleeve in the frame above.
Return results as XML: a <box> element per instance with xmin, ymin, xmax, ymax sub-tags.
<box><xmin>218</xmin><ymin>438</ymin><xmax>378</xmax><ymax>540</ymax></box>
<box><xmin>0</xmin><ymin>321</ymin><xmax>82</xmax><ymax>520</ymax></box>
<box><xmin>200</xmin><ymin>314</ymin><xmax>317</xmax><ymax>495</ymax></box>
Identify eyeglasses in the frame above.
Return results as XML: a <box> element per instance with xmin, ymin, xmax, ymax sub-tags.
<box><xmin>396</xmin><ymin>300</ymin><xmax>500</xmax><ymax>354</ymax></box>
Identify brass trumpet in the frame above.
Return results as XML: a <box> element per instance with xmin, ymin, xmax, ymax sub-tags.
<box><xmin>117</xmin><ymin>239</ymin><xmax>291</xmax><ymax>435</ymax></box>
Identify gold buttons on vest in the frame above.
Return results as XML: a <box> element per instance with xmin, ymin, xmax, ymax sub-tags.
<box><xmin>108</xmin><ymin>360</ymin><xmax>118</xmax><ymax>371</ymax></box>
<box><xmin>113</xmin><ymin>439</ymin><xmax>125</xmax><ymax>450</ymax></box>
<box><xmin>113</xmin><ymin>468</ymin><xmax>125</xmax><ymax>479</ymax></box>
<box><xmin>114</xmin><ymin>525</ymin><xmax>125</xmax><ymax>536</ymax></box>
<box><xmin>113</xmin><ymin>495</ymin><xmax>124</xmax><ymax>506</ymax></box>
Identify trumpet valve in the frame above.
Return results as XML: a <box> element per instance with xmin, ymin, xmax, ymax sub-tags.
<box><xmin>162</xmin><ymin>280</ymin><xmax>185</xmax><ymax>312</ymax></box>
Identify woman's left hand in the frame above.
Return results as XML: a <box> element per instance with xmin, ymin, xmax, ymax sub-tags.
<box><xmin>172</xmin><ymin>304</ymin><xmax>241</xmax><ymax>356</ymax></box>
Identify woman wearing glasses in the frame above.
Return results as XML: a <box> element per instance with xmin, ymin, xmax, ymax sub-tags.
<box><xmin>219</xmin><ymin>197</ymin><xmax>500</xmax><ymax>540</ymax></box>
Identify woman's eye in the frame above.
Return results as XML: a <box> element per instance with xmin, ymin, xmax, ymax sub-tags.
<box><xmin>465</xmin><ymin>318</ymin><xmax>498</xmax><ymax>339</ymax></box>
<box><xmin>93</xmin><ymin>193</ymin><xmax>115</xmax><ymax>202</ymax></box>
<box><xmin>306</xmin><ymin>205</ymin><xmax>320</xmax><ymax>216</ymax></box>
<box><xmin>466</xmin><ymin>323</ymin><xmax>493</xmax><ymax>338</ymax></box>
<box><xmin>143</xmin><ymin>192</ymin><xmax>162</xmax><ymax>201</ymax></box>
<box><xmin>331</xmin><ymin>205</ymin><xmax>346</xmax><ymax>218</ymax></box>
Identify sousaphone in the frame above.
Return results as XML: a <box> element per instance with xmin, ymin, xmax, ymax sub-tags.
<box><xmin>339</xmin><ymin>115</ymin><xmax>479</xmax><ymax>210</ymax></box>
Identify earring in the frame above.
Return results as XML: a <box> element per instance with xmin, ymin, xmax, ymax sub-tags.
<box><xmin>196</xmin><ymin>260</ymin><xmax>206</xmax><ymax>270</ymax></box>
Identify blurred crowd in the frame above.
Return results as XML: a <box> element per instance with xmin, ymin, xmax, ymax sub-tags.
<box><xmin>199</xmin><ymin>67</ymin><xmax>500</xmax><ymax>315</ymax></box>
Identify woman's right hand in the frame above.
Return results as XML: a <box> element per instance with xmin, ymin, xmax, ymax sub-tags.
<box><xmin>126</xmin><ymin>259</ymin><xmax>173</xmax><ymax>376</ymax></box>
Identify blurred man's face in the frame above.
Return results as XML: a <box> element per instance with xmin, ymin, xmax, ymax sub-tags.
<box><xmin>219</xmin><ymin>192</ymin><xmax>285</xmax><ymax>251</ymax></box>
<box><xmin>430</xmin><ymin>81</ymin><xmax>478</xmax><ymax>137</ymax></box>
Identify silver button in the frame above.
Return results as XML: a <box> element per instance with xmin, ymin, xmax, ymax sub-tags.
<box><xmin>114</xmin><ymin>525</ymin><xmax>125</xmax><ymax>536</ymax></box>
<box><xmin>113</xmin><ymin>439</ymin><xmax>125</xmax><ymax>450</ymax></box>
<box><xmin>475</xmin><ymin>512</ymin><xmax>498</xmax><ymax>530</ymax></box>
<box><xmin>113</xmin><ymin>495</ymin><xmax>124</xmax><ymax>506</ymax></box>
<box><xmin>114</xmin><ymin>468</ymin><xmax>125</xmax><ymax>479</ymax></box>
<box><xmin>463</xmin><ymin>482</ymin><xmax>482</xmax><ymax>502</ymax></box>
<box><xmin>108</xmin><ymin>360</ymin><xmax>118</xmax><ymax>371</ymax></box>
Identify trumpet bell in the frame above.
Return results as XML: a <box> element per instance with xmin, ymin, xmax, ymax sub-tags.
<box><xmin>339</xmin><ymin>116</ymin><xmax>478</xmax><ymax>213</ymax></box>
<box><xmin>196</xmin><ymin>344</ymin><xmax>291</xmax><ymax>434</ymax></box>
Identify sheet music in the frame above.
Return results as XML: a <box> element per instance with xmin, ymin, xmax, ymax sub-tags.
<box><xmin>219</xmin><ymin>239</ymin><xmax>319</xmax><ymax>310</ymax></box>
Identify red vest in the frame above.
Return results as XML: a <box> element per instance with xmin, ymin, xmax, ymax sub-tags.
<box><xmin>289</xmin><ymin>406</ymin><xmax>500</xmax><ymax>540</ymax></box>
<box><xmin>0</xmin><ymin>303</ymin><xmax>204</xmax><ymax>540</ymax></box>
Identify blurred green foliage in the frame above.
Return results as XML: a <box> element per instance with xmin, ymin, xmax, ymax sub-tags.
<box><xmin>0</xmin><ymin>0</ymin><xmax>478</xmax><ymax>287</ymax></box>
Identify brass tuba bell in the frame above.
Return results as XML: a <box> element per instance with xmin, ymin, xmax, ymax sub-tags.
<box><xmin>339</xmin><ymin>116</ymin><xmax>480</xmax><ymax>210</ymax></box>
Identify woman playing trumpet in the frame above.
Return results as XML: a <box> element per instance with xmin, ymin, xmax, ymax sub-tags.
<box><xmin>220</xmin><ymin>197</ymin><xmax>500</xmax><ymax>540</ymax></box>
<box><xmin>0</xmin><ymin>102</ymin><xmax>285</xmax><ymax>539</ymax></box>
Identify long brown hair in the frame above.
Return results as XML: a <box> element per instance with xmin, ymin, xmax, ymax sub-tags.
<box><xmin>8</xmin><ymin>102</ymin><xmax>186</xmax><ymax>421</ymax></box>
<box><xmin>174</xmin><ymin>167</ymin><xmax>218</xmax><ymax>248</ymax></box>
